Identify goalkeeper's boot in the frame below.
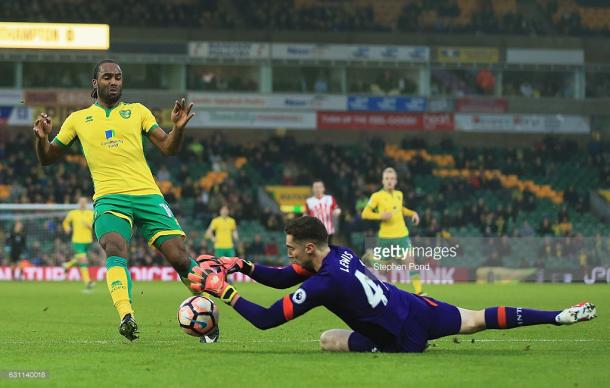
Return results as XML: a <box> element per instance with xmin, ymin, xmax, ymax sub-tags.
<box><xmin>555</xmin><ymin>302</ymin><xmax>597</xmax><ymax>325</ymax></box>
<box><xmin>200</xmin><ymin>326</ymin><xmax>220</xmax><ymax>344</ymax></box>
<box><xmin>119</xmin><ymin>313</ymin><xmax>140</xmax><ymax>341</ymax></box>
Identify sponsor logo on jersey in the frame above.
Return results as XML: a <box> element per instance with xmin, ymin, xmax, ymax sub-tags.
<box><xmin>102</xmin><ymin>129</ymin><xmax>124</xmax><ymax>148</ymax></box>
<box><xmin>85</xmin><ymin>115</ymin><xmax>93</xmax><ymax>123</ymax></box>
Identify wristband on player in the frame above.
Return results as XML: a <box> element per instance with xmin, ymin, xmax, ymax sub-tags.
<box><xmin>218</xmin><ymin>284</ymin><xmax>239</xmax><ymax>305</ymax></box>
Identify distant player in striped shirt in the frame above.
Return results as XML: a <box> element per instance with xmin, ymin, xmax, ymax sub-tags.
<box><xmin>305</xmin><ymin>180</ymin><xmax>341</xmax><ymax>244</ymax></box>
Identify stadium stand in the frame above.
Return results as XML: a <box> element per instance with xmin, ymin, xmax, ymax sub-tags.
<box><xmin>2</xmin><ymin>0</ymin><xmax>610</xmax><ymax>35</ymax></box>
<box><xmin>1</xmin><ymin>132</ymin><xmax>608</xmax><ymax>268</ymax></box>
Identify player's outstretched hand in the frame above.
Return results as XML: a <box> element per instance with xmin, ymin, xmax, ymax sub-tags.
<box><xmin>411</xmin><ymin>212</ymin><xmax>420</xmax><ymax>226</ymax></box>
<box><xmin>188</xmin><ymin>266</ymin><xmax>238</xmax><ymax>304</ymax></box>
<box><xmin>171</xmin><ymin>97</ymin><xmax>194</xmax><ymax>130</ymax></box>
<box><xmin>33</xmin><ymin>113</ymin><xmax>52</xmax><ymax>138</ymax></box>
<box><xmin>216</xmin><ymin>256</ymin><xmax>254</xmax><ymax>275</ymax></box>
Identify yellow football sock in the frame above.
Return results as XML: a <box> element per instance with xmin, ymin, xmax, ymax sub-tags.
<box><xmin>106</xmin><ymin>256</ymin><xmax>134</xmax><ymax>320</ymax></box>
<box><xmin>65</xmin><ymin>258</ymin><xmax>78</xmax><ymax>269</ymax></box>
<box><xmin>79</xmin><ymin>265</ymin><xmax>91</xmax><ymax>284</ymax></box>
<box><xmin>411</xmin><ymin>271</ymin><xmax>423</xmax><ymax>295</ymax></box>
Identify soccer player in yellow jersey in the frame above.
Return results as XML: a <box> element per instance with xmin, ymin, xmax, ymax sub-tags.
<box><xmin>361</xmin><ymin>167</ymin><xmax>424</xmax><ymax>295</ymax></box>
<box><xmin>33</xmin><ymin>59</ymin><xmax>209</xmax><ymax>342</ymax></box>
<box><xmin>205</xmin><ymin>206</ymin><xmax>239</xmax><ymax>257</ymax></box>
<box><xmin>62</xmin><ymin>197</ymin><xmax>95</xmax><ymax>290</ymax></box>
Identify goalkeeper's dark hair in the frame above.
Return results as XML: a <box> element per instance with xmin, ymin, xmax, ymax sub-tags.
<box><xmin>91</xmin><ymin>59</ymin><xmax>117</xmax><ymax>98</ymax></box>
<box><xmin>285</xmin><ymin>216</ymin><xmax>328</xmax><ymax>246</ymax></box>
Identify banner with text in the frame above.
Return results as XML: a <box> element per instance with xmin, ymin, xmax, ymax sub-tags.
<box><xmin>0</xmin><ymin>106</ymin><xmax>32</xmax><ymax>126</ymax></box>
<box><xmin>347</xmin><ymin>96</ymin><xmax>427</xmax><ymax>112</ymax></box>
<box><xmin>0</xmin><ymin>266</ymin><xmax>253</xmax><ymax>282</ymax></box>
<box><xmin>188</xmin><ymin>41</ymin><xmax>270</xmax><ymax>59</ymax></box>
<box><xmin>436</xmin><ymin>47</ymin><xmax>499</xmax><ymax>63</ymax></box>
<box><xmin>455</xmin><ymin>97</ymin><xmax>507</xmax><ymax>113</ymax></box>
<box><xmin>455</xmin><ymin>114</ymin><xmax>590</xmax><ymax>134</ymax></box>
<box><xmin>271</xmin><ymin>43</ymin><xmax>429</xmax><ymax>62</ymax></box>
<box><xmin>188</xmin><ymin>93</ymin><xmax>346</xmax><ymax>111</ymax></box>
<box><xmin>506</xmin><ymin>48</ymin><xmax>584</xmax><ymax>65</ymax></box>
<box><xmin>191</xmin><ymin>110</ymin><xmax>316</xmax><ymax>129</ymax></box>
<box><xmin>317</xmin><ymin>112</ymin><xmax>454</xmax><ymax>131</ymax></box>
<box><xmin>0</xmin><ymin>89</ymin><xmax>23</xmax><ymax>105</ymax></box>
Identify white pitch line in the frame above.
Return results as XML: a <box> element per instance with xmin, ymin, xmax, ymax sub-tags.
<box><xmin>466</xmin><ymin>339</ymin><xmax>606</xmax><ymax>342</ymax></box>
<box><xmin>0</xmin><ymin>339</ymin><xmax>320</xmax><ymax>345</ymax></box>
<box><xmin>1</xmin><ymin>338</ymin><xmax>608</xmax><ymax>346</ymax></box>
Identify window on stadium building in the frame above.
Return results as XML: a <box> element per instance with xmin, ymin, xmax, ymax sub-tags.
<box><xmin>187</xmin><ymin>65</ymin><xmax>259</xmax><ymax>92</ymax></box>
<box><xmin>120</xmin><ymin>64</ymin><xmax>178</xmax><ymax>90</ymax></box>
<box><xmin>502</xmin><ymin>70</ymin><xmax>575</xmax><ymax>98</ymax></box>
<box><xmin>0</xmin><ymin>62</ymin><xmax>16</xmax><ymax>87</ymax></box>
<box><xmin>273</xmin><ymin>66</ymin><xmax>342</xmax><ymax>93</ymax></box>
<box><xmin>431</xmin><ymin>68</ymin><xmax>497</xmax><ymax>97</ymax></box>
<box><xmin>23</xmin><ymin>62</ymin><xmax>91</xmax><ymax>88</ymax></box>
<box><xmin>347</xmin><ymin>67</ymin><xmax>418</xmax><ymax>95</ymax></box>
<box><xmin>586</xmin><ymin>71</ymin><xmax>610</xmax><ymax>98</ymax></box>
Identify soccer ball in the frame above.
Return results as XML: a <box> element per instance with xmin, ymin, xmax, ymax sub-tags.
<box><xmin>177</xmin><ymin>296</ymin><xmax>219</xmax><ymax>337</ymax></box>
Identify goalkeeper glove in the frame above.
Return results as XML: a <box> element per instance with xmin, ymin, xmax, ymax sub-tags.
<box><xmin>188</xmin><ymin>266</ymin><xmax>239</xmax><ymax>305</ymax></box>
<box><xmin>215</xmin><ymin>256</ymin><xmax>254</xmax><ymax>275</ymax></box>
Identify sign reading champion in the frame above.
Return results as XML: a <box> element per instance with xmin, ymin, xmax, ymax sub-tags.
<box><xmin>0</xmin><ymin>22</ymin><xmax>109</xmax><ymax>50</ymax></box>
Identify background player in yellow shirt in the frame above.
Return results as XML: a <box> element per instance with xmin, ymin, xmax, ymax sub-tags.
<box><xmin>205</xmin><ymin>205</ymin><xmax>240</xmax><ymax>258</ymax></box>
<box><xmin>62</xmin><ymin>197</ymin><xmax>95</xmax><ymax>290</ymax></box>
<box><xmin>32</xmin><ymin>59</ymin><xmax>210</xmax><ymax>342</ymax></box>
<box><xmin>361</xmin><ymin>167</ymin><xmax>424</xmax><ymax>295</ymax></box>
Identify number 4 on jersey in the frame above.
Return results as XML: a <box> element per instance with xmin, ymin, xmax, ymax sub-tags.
<box><xmin>355</xmin><ymin>270</ymin><xmax>388</xmax><ymax>308</ymax></box>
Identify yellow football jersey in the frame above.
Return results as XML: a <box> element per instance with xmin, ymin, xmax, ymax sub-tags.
<box><xmin>209</xmin><ymin>216</ymin><xmax>236</xmax><ymax>249</ymax></box>
<box><xmin>63</xmin><ymin>209</ymin><xmax>94</xmax><ymax>244</ymax></box>
<box><xmin>53</xmin><ymin>102</ymin><xmax>162</xmax><ymax>200</ymax></box>
<box><xmin>362</xmin><ymin>189</ymin><xmax>414</xmax><ymax>238</ymax></box>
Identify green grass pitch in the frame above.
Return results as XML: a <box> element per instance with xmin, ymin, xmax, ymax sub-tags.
<box><xmin>1</xmin><ymin>282</ymin><xmax>608</xmax><ymax>387</ymax></box>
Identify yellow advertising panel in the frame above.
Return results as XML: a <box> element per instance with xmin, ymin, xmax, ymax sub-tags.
<box><xmin>436</xmin><ymin>47</ymin><xmax>499</xmax><ymax>63</ymax></box>
<box><xmin>0</xmin><ymin>22</ymin><xmax>109</xmax><ymax>50</ymax></box>
<box><xmin>266</xmin><ymin>185</ymin><xmax>310</xmax><ymax>213</ymax></box>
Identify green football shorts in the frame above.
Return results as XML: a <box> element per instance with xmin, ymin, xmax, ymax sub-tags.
<box><xmin>376</xmin><ymin>235</ymin><xmax>412</xmax><ymax>260</ymax></box>
<box><xmin>214</xmin><ymin>247</ymin><xmax>236</xmax><ymax>258</ymax></box>
<box><xmin>93</xmin><ymin>194</ymin><xmax>185</xmax><ymax>247</ymax></box>
<box><xmin>378</xmin><ymin>235</ymin><xmax>412</xmax><ymax>250</ymax></box>
<box><xmin>72</xmin><ymin>242</ymin><xmax>91</xmax><ymax>255</ymax></box>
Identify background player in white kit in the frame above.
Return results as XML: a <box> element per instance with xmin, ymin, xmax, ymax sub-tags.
<box><xmin>305</xmin><ymin>180</ymin><xmax>341</xmax><ymax>243</ymax></box>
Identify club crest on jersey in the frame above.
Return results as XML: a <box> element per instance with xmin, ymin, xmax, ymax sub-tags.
<box><xmin>119</xmin><ymin>109</ymin><xmax>131</xmax><ymax>119</ymax></box>
<box><xmin>292</xmin><ymin>288</ymin><xmax>307</xmax><ymax>304</ymax></box>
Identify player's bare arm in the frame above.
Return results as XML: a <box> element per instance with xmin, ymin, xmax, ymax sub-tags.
<box><xmin>33</xmin><ymin>113</ymin><xmax>65</xmax><ymax>165</ymax></box>
<box><xmin>204</xmin><ymin>225</ymin><xmax>215</xmax><ymax>243</ymax></box>
<box><xmin>148</xmin><ymin>97</ymin><xmax>194</xmax><ymax>155</ymax></box>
